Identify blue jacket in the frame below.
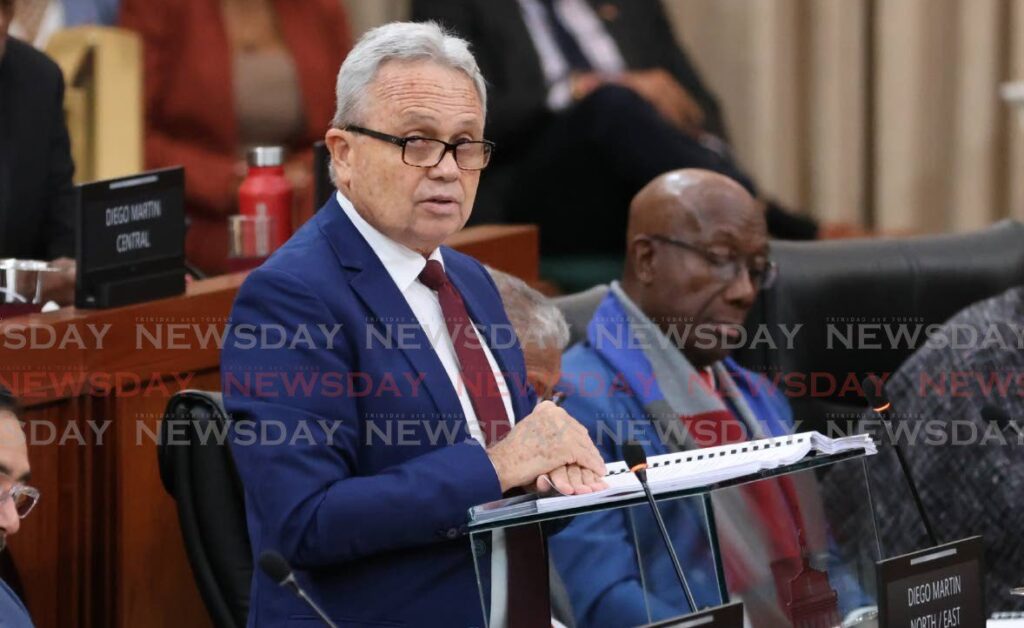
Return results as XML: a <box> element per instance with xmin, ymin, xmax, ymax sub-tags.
<box><xmin>0</xmin><ymin>579</ymin><xmax>32</xmax><ymax>628</ymax></box>
<box><xmin>222</xmin><ymin>196</ymin><xmax>535</xmax><ymax>627</ymax></box>
<box><xmin>550</xmin><ymin>342</ymin><xmax>795</xmax><ymax>628</ymax></box>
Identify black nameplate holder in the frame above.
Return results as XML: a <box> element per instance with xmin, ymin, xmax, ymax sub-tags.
<box><xmin>75</xmin><ymin>167</ymin><xmax>186</xmax><ymax>309</ymax></box>
<box><xmin>877</xmin><ymin>536</ymin><xmax>985</xmax><ymax>628</ymax></box>
<box><xmin>639</xmin><ymin>602</ymin><xmax>744</xmax><ymax>628</ymax></box>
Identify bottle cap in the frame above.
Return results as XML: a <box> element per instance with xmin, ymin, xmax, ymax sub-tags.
<box><xmin>247</xmin><ymin>146</ymin><xmax>285</xmax><ymax>167</ymax></box>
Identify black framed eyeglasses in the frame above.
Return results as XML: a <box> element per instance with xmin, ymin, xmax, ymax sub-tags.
<box><xmin>346</xmin><ymin>125</ymin><xmax>495</xmax><ymax>171</ymax></box>
<box><xmin>648</xmin><ymin>234</ymin><xmax>778</xmax><ymax>290</ymax></box>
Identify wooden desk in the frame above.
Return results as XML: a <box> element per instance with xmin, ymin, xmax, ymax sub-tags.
<box><xmin>1</xmin><ymin>224</ymin><xmax>537</xmax><ymax>628</ymax></box>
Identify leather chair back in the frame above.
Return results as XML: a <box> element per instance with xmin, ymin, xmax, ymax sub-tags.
<box><xmin>313</xmin><ymin>140</ymin><xmax>332</xmax><ymax>212</ymax></box>
<box><xmin>158</xmin><ymin>391</ymin><xmax>251</xmax><ymax>628</ymax></box>
<box><xmin>736</xmin><ymin>220</ymin><xmax>1024</xmax><ymax>402</ymax></box>
<box><xmin>552</xmin><ymin>284</ymin><xmax>609</xmax><ymax>347</ymax></box>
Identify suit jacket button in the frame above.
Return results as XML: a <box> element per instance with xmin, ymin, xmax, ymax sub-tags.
<box><xmin>446</xmin><ymin>527</ymin><xmax>459</xmax><ymax>539</ymax></box>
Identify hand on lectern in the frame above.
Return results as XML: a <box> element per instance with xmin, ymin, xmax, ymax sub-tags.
<box><xmin>486</xmin><ymin>400</ymin><xmax>606</xmax><ymax>494</ymax></box>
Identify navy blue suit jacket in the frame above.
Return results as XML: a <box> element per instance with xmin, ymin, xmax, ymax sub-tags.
<box><xmin>222</xmin><ymin>196</ymin><xmax>536</xmax><ymax>627</ymax></box>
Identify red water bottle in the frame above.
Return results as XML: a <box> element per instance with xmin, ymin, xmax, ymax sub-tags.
<box><xmin>238</xmin><ymin>146</ymin><xmax>293</xmax><ymax>251</ymax></box>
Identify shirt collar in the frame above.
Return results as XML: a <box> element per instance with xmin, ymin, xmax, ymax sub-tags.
<box><xmin>336</xmin><ymin>191</ymin><xmax>444</xmax><ymax>293</ymax></box>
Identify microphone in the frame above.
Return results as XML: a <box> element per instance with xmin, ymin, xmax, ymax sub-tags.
<box><xmin>861</xmin><ymin>375</ymin><xmax>939</xmax><ymax>547</ymax></box>
<box><xmin>623</xmin><ymin>441</ymin><xmax>698</xmax><ymax>614</ymax></box>
<box><xmin>259</xmin><ymin>550</ymin><xmax>339</xmax><ymax>628</ymax></box>
<box><xmin>981</xmin><ymin>404</ymin><xmax>1014</xmax><ymax>433</ymax></box>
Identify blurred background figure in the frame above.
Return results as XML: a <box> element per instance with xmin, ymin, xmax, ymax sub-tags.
<box><xmin>827</xmin><ymin>284</ymin><xmax>1024</xmax><ymax>611</ymax></box>
<box><xmin>413</xmin><ymin>0</ymin><xmax>820</xmax><ymax>259</ymax></box>
<box><xmin>119</xmin><ymin>0</ymin><xmax>352</xmax><ymax>275</ymax></box>
<box><xmin>0</xmin><ymin>0</ymin><xmax>76</xmax><ymax>305</ymax></box>
<box><xmin>8</xmin><ymin>0</ymin><xmax>118</xmax><ymax>49</ymax></box>
<box><xmin>488</xmin><ymin>266</ymin><xmax>571</xmax><ymax>400</ymax></box>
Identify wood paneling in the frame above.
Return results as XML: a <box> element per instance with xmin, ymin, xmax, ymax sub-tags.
<box><xmin>0</xmin><ymin>225</ymin><xmax>537</xmax><ymax>627</ymax></box>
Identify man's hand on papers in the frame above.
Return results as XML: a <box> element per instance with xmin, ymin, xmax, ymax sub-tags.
<box><xmin>486</xmin><ymin>401</ymin><xmax>607</xmax><ymax>494</ymax></box>
<box><xmin>535</xmin><ymin>464</ymin><xmax>609</xmax><ymax>496</ymax></box>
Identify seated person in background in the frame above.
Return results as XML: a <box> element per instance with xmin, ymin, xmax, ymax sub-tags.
<box><xmin>829</xmin><ymin>285</ymin><xmax>1024</xmax><ymax>610</ymax></box>
<box><xmin>487</xmin><ymin>266</ymin><xmax>578</xmax><ymax>628</ymax></box>
<box><xmin>412</xmin><ymin>0</ymin><xmax>819</xmax><ymax>257</ymax></box>
<box><xmin>9</xmin><ymin>0</ymin><xmax>119</xmax><ymax>49</ymax></box>
<box><xmin>120</xmin><ymin>0</ymin><xmax>351</xmax><ymax>275</ymax></box>
<box><xmin>0</xmin><ymin>0</ymin><xmax>75</xmax><ymax>304</ymax></box>
<box><xmin>549</xmin><ymin>169</ymin><xmax>860</xmax><ymax>627</ymax></box>
<box><xmin>488</xmin><ymin>267</ymin><xmax>570</xmax><ymax>400</ymax></box>
<box><xmin>0</xmin><ymin>389</ymin><xmax>41</xmax><ymax>628</ymax></box>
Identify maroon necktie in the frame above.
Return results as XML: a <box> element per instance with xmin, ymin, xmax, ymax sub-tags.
<box><xmin>418</xmin><ymin>260</ymin><xmax>551</xmax><ymax>627</ymax></box>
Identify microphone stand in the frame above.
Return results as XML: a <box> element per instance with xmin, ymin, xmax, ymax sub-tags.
<box><xmin>625</xmin><ymin>442</ymin><xmax>698</xmax><ymax>613</ymax></box>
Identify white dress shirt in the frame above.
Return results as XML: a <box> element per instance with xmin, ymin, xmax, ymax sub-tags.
<box><xmin>10</xmin><ymin>0</ymin><xmax>64</xmax><ymax>49</ymax></box>
<box><xmin>517</xmin><ymin>0</ymin><xmax>627</xmax><ymax>110</ymax></box>
<box><xmin>337</xmin><ymin>192</ymin><xmax>514</xmax><ymax>626</ymax></box>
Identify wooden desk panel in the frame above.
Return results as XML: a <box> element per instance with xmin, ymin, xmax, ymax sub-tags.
<box><xmin>1</xmin><ymin>225</ymin><xmax>537</xmax><ymax>628</ymax></box>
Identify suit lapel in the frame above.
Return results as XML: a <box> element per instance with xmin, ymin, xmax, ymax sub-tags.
<box><xmin>317</xmin><ymin>200</ymin><xmax>464</xmax><ymax>423</ymax></box>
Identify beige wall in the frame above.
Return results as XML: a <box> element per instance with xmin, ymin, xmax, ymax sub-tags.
<box><xmin>344</xmin><ymin>0</ymin><xmax>1024</xmax><ymax>232</ymax></box>
<box><xmin>341</xmin><ymin>0</ymin><xmax>409</xmax><ymax>37</ymax></box>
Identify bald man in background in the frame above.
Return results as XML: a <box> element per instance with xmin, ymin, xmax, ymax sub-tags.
<box><xmin>548</xmin><ymin>170</ymin><xmax>868</xmax><ymax>626</ymax></box>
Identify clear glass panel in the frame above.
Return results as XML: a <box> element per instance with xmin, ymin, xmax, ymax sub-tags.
<box><xmin>705</xmin><ymin>456</ymin><xmax>880</xmax><ymax>627</ymax></box>
<box><xmin>472</xmin><ymin>501</ymin><xmax>720</xmax><ymax>628</ymax></box>
<box><xmin>468</xmin><ymin>451</ymin><xmax>880</xmax><ymax>628</ymax></box>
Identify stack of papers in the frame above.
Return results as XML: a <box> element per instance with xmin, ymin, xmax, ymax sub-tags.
<box><xmin>469</xmin><ymin>431</ymin><xmax>875</xmax><ymax>525</ymax></box>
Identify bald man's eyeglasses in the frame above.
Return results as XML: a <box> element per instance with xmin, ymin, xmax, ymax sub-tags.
<box><xmin>345</xmin><ymin>126</ymin><xmax>494</xmax><ymax>170</ymax></box>
<box><xmin>0</xmin><ymin>477</ymin><xmax>39</xmax><ymax>519</ymax></box>
<box><xmin>648</xmin><ymin>235</ymin><xmax>778</xmax><ymax>290</ymax></box>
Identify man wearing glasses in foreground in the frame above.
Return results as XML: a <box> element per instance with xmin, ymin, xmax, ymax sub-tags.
<box><xmin>0</xmin><ymin>390</ymin><xmax>39</xmax><ymax>627</ymax></box>
<box><xmin>223</xmin><ymin>21</ymin><xmax>606</xmax><ymax>628</ymax></box>
<box><xmin>550</xmin><ymin>170</ymin><xmax>866</xmax><ymax>626</ymax></box>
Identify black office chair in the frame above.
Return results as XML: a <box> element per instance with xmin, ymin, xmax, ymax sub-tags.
<box><xmin>553</xmin><ymin>220</ymin><xmax>1024</xmax><ymax>428</ymax></box>
<box><xmin>736</xmin><ymin>219</ymin><xmax>1024</xmax><ymax>428</ymax></box>
<box><xmin>158</xmin><ymin>391</ymin><xmax>252</xmax><ymax>628</ymax></box>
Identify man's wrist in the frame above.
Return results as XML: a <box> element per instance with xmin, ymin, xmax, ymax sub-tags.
<box><xmin>485</xmin><ymin>445</ymin><xmax>515</xmax><ymax>493</ymax></box>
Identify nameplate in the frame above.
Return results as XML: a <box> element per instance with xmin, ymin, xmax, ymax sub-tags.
<box><xmin>877</xmin><ymin>536</ymin><xmax>985</xmax><ymax>628</ymax></box>
<box><xmin>639</xmin><ymin>602</ymin><xmax>743</xmax><ymax>628</ymax></box>
<box><xmin>75</xmin><ymin>168</ymin><xmax>185</xmax><ymax>308</ymax></box>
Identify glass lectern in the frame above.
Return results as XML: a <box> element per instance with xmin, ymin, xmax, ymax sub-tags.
<box><xmin>468</xmin><ymin>450</ymin><xmax>881</xmax><ymax>628</ymax></box>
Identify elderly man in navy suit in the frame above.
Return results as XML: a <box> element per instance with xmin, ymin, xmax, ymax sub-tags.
<box><xmin>222</xmin><ymin>21</ymin><xmax>606</xmax><ymax>628</ymax></box>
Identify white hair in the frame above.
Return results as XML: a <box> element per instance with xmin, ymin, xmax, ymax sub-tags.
<box><xmin>488</xmin><ymin>267</ymin><xmax>571</xmax><ymax>353</ymax></box>
<box><xmin>331</xmin><ymin>21</ymin><xmax>487</xmax><ymax>129</ymax></box>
